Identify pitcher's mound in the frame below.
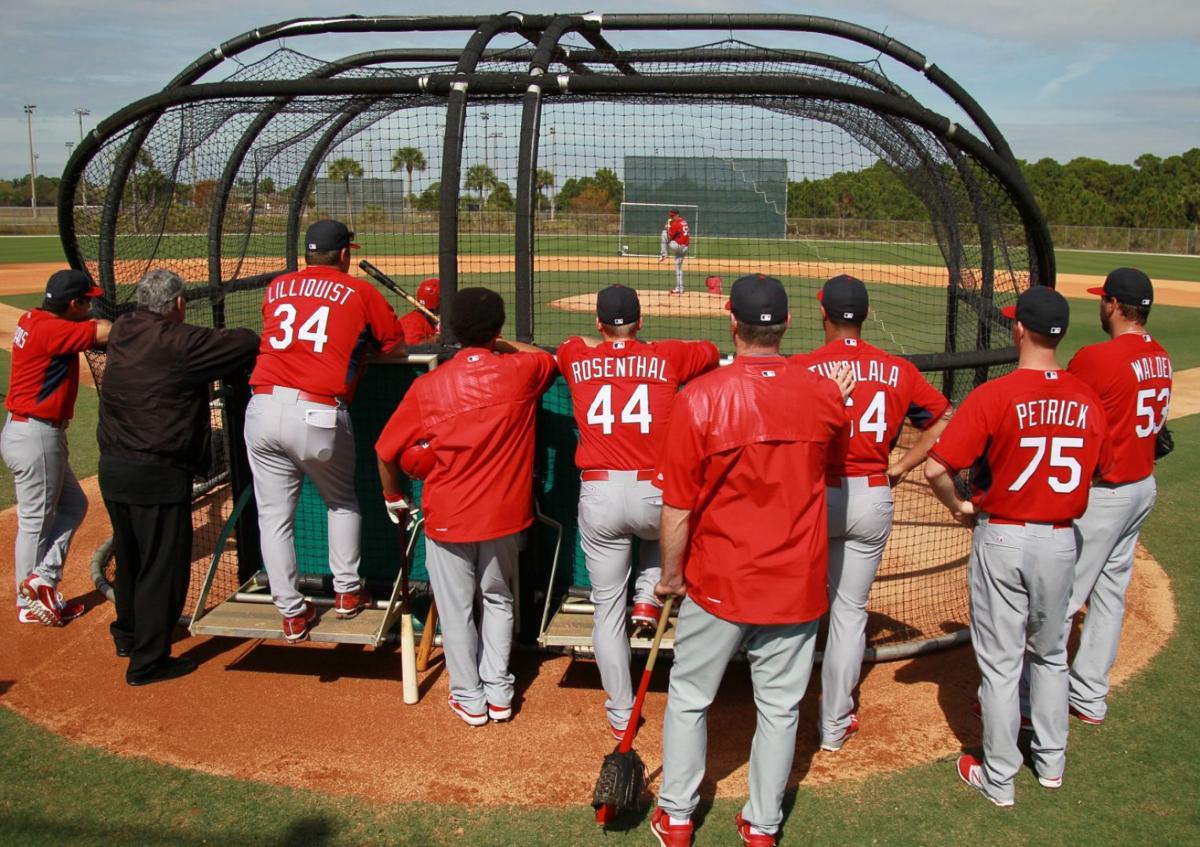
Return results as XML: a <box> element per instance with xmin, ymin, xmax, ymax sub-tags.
<box><xmin>550</xmin><ymin>289</ymin><xmax>728</xmax><ymax>319</ymax></box>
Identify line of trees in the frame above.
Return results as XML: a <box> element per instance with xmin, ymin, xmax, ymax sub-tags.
<box><xmin>9</xmin><ymin>147</ymin><xmax>1198</xmax><ymax>233</ymax></box>
<box><xmin>788</xmin><ymin>149</ymin><xmax>1200</xmax><ymax>230</ymax></box>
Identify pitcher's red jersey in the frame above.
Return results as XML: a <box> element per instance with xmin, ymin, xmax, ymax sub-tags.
<box><xmin>1067</xmin><ymin>332</ymin><xmax>1172</xmax><ymax>484</ymax></box>
<box><xmin>929</xmin><ymin>368</ymin><xmax>1111</xmax><ymax>523</ymax></box>
<box><xmin>666</xmin><ymin>216</ymin><xmax>690</xmax><ymax>246</ymax></box>
<box><xmin>250</xmin><ymin>265</ymin><xmax>403</xmax><ymax>399</ymax></box>
<box><xmin>557</xmin><ymin>336</ymin><xmax>718</xmax><ymax>470</ymax></box>
<box><xmin>795</xmin><ymin>338</ymin><xmax>950</xmax><ymax>476</ymax></box>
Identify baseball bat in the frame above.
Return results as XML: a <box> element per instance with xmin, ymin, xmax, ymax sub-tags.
<box><xmin>416</xmin><ymin>598</ymin><xmax>438</xmax><ymax>673</ymax></box>
<box><xmin>400</xmin><ymin>523</ymin><xmax>418</xmax><ymax>705</ymax></box>
<box><xmin>595</xmin><ymin>596</ymin><xmax>675</xmax><ymax>826</ymax></box>
<box><xmin>358</xmin><ymin>260</ymin><xmax>439</xmax><ymax>323</ymax></box>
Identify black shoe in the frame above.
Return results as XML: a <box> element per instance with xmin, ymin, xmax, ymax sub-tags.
<box><xmin>126</xmin><ymin>656</ymin><xmax>197</xmax><ymax>686</ymax></box>
<box><xmin>115</xmin><ymin>644</ymin><xmax>132</xmax><ymax>658</ymax></box>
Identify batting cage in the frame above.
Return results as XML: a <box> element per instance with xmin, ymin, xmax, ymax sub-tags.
<box><xmin>59</xmin><ymin>13</ymin><xmax>1052</xmax><ymax>657</ymax></box>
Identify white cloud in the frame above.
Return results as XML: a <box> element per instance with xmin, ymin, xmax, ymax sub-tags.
<box><xmin>1037</xmin><ymin>46</ymin><xmax>1118</xmax><ymax>101</ymax></box>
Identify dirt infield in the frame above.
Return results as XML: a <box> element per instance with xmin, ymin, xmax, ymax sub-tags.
<box><xmin>0</xmin><ymin>477</ymin><xmax>1177</xmax><ymax>806</ymax></box>
<box><xmin>4</xmin><ymin>258</ymin><xmax>1200</xmax><ymax>308</ymax></box>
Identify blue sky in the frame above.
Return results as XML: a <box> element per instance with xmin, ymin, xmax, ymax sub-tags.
<box><xmin>1</xmin><ymin>0</ymin><xmax>1197</xmax><ymax>180</ymax></box>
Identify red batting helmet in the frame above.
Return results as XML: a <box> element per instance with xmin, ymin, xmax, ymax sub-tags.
<box><xmin>400</xmin><ymin>440</ymin><xmax>436</xmax><ymax>480</ymax></box>
<box><xmin>705</xmin><ymin>275</ymin><xmax>722</xmax><ymax>295</ymax></box>
<box><xmin>417</xmin><ymin>278</ymin><xmax>441</xmax><ymax>312</ymax></box>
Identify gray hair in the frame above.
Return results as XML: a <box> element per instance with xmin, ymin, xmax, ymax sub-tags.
<box><xmin>136</xmin><ymin>269</ymin><xmax>186</xmax><ymax>314</ymax></box>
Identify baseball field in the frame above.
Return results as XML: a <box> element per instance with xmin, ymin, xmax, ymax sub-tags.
<box><xmin>1</xmin><ymin>237</ymin><xmax>1198</xmax><ymax>844</ymax></box>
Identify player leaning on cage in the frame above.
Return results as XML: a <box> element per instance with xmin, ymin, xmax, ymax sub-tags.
<box><xmin>557</xmin><ymin>284</ymin><xmax>719</xmax><ymax>740</ymax></box>
<box><xmin>659</xmin><ymin>209</ymin><xmax>689</xmax><ymax>295</ymax></box>
<box><xmin>925</xmin><ymin>286</ymin><xmax>1110</xmax><ymax>807</ymax></box>
<box><xmin>2</xmin><ymin>270</ymin><xmax>111</xmax><ymax>626</ymax></box>
<box><xmin>244</xmin><ymin>219</ymin><xmax>405</xmax><ymax>642</ymax></box>
<box><xmin>1062</xmin><ymin>268</ymin><xmax>1172</xmax><ymax>726</ymax></box>
<box><xmin>376</xmin><ymin>288</ymin><xmax>557</xmax><ymax>727</ymax></box>
<box><xmin>792</xmin><ymin>274</ymin><xmax>952</xmax><ymax>753</ymax></box>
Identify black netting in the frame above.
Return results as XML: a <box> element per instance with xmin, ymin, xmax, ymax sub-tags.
<box><xmin>64</xmin><ymin>22</ymin><xmax>1048</xmax><ymax>653</ymax></box>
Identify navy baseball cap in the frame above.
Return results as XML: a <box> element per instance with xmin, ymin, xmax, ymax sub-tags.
<box><xmin>1002</xmin><ymin>286</ymin><xmax>1070</xmax><ymax>337</ymax></box>
<box><xmin>596</xmin><ymin>284</ymin><xmax>640</xmax><ymax>326</ymax></box>
<box><xmin>45</xmin><ymin>269</ymin><xmax>102</xmax><ymax>302</ymax></box>
<box><xmin>729</xmin><ymin>274</ymin><xmax>788</xmax><ymax>325</ymax></box>
<box><xmin>1088</xmin><ymin>267</ymin><xmax>1153</xmax><ymax>307</ymax></box>
<box><xmin>817</xmin><ymin>274</ymin><xmax>869</xmax><ymax>323</ymax></box>
<box><xmin>305</xmin><ymin>219</ymin><xmax>360</xmax><ymax>251</ymax></box>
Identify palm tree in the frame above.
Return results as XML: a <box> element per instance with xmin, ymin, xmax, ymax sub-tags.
<box><xmin>327</xmin><ymin>157</ymin><xmax>363</xmax><ymax>229</ymax></box>
<box><xmin>536</xmin><ymin>168</ymin><xmax>555</xmax><ymax>217</ymax></box>
<box><xmin>391</xmin><ymin>146</ymin><xmax>426</xmax><ymax>212</ymax></box>
<box><xmin>464</xmin><ymin>163</ymin><xmax>499</xmax><ymax>209</ymax></box>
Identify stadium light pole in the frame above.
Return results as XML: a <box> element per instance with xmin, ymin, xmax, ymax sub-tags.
<box><xmin>74</xmin><ymin>108</ymin><xmax>91</xmax><ymax>206</ymax></box>
<box><xmin>23</xmin><ymin>104</ymin><xmax>38</xmax><ymax>219</ymax></box>
<box><xmin>548</xmin><ymin>126</ymin><xmax>557</xmax><ymax>221</ymax></box>
<box><xmin>480</xmin><ymin>110</ymin><xmax>490</xmax><ymax>166</ymax></box>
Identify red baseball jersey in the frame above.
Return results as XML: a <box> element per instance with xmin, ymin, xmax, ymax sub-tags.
<box><xmin>375</xmin><ymin>347</ymin><xmax>558</xmax><ymax>543</ymax></box>
<box><xmin>656</xmin><ymin>355</ymin><xmax>848</xmax><ymax>625</ymax></box>
<box><xmin>666</xmin><ymin>216</ymin><xmax>690</xmax><ymax>246</ymax></box>
<box><xmin>5</xmin><ymin>309</ymin><xmax>98</xmax><ymax>421</ymax></box>
<box><xmin>250</xmin><ymin>265</ymin><xmax>403</xmax><ymax>399</ymax></box>
<box><xmin>557</xmin><ymin>336</ymin><xmax>719</xmax><ymax>470</ymax></box>
<box><xmin>929</xmin><ymin>368</ymin><xmax>1111</xmax><ymax>523</ymax></box>
<box><xmin>1067</xmin><ymin>332</ymin><xmax>1172</xmax><ymax>484</ymax></box>
<box><xmin>399</xmin><ymin>309</ymin><xmax>438</xmax><ymax>345</ymax></box>
<box><xmin>795</xmin><ymin>338</ymin><xmax>950</xmax><ymax>476</ymax></box>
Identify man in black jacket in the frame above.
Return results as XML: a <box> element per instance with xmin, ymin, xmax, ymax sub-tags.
<box><xmin>98</xmin><ymin>269</ymin><xmax>258</xmax><ymax>685</ymax></box>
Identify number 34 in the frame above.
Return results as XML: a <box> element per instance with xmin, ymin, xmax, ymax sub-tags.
<box><xmin>269</xmin><ymin>304</ymin><xmax>330</xmax><ymax>352</ymax></box>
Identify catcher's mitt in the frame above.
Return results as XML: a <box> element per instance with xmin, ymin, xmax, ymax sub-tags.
<box><xmin>1155</xmin><ymin>425</ymin><xmax>1175</xmax><ymax>460</ymax></box>
<box><xmin>591</xmin><ymin>747</ymin><xmax>647</xmax><ymax>815</ymax></box>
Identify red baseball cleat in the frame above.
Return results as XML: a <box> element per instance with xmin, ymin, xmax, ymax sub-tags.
<box><xmin>956</xmin><ymin>754</ymin><xmax>1013</xmax><ymax>807</ymax></box>
<box><xmin>819</xmin><ymin>713</ymin><xmax>859</xmax><ymax>752</ymax></box>
<box><xmin>281</xmin><ymin>602</ymin><xmax>316</xmax><ymax>643</ymax></box>
<box><xmin>650</xmin><ymin>807</ymin><xmax>693</xmax><ymax>847</ymax></box>
<box><xmin>630</xmin><ymin>601</ymin><xmax>663</xmax><ymax>632</ymax></box>
<box><xmin>488</xmin><ymin>702</ymin><xmax>513</xmax><ymax>722</ymax></box>
<box><xmin>334</xmin><ymin>588</ymin><xmax>374</xmax><ymax>619</ymax></box>
<box><xmin>1069</xmin><ymin>705</ymin><xmax>1104</xmax><ymax>726</ymax></box>
<box><xmin>735</xmin><ymin>812</ymin><xmax>777</xmax><ymax>846</ymax></box>
<box><xmin>448</xmin><ymin>696</ymin><xmax>488</xmax><ymax>727</ymax></box>
<box><xmin>18</xmin><ymin>575</ymin><xmax>62</xmax><ymax>627</ymax></box>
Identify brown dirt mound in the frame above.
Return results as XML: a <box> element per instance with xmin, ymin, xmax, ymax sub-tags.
<box><xmin>0</xmin><ymin>477</ymin><xmax>1176</xmax><ymax>806</ymax></box>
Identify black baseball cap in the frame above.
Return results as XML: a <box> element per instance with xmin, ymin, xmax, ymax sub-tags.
<box><xmin>596</xmin><ymin>284</ymin><xmax>640</xmax><ymax>326</ymax></box>
<box><xmin>729</xmin><ymin>274</ymin><xmax>788</xmax><ymax>325</ymax></box>
<box><xmin>305</xmin><ymin>219</ymin><xmax>360</xmax><ymax>251</ymax></box>
<box><xmin>1001</xmin><ymin>286</ymin><xmax>1070</xmax><ymax>337</ymax></box>
<box><xmin>817</xmin><ymin>274</ymin><xmax>869</xmax><ymax>323</ymax></box>
<box><xmin>1087</xmin><ymin>267</ymin><xmax>1153</xmax><ymax>307</ymax></box>
<box><xmin>44</xmin><ymin>269</ymin><xmax>102</xmax><ymax>302</ymax></box>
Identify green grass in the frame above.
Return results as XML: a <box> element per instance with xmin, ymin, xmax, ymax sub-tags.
<box><xmin>2</xmin><ymin>233</ymin><xmax>1199</xmax><ymax>284</ymax></box>
<box><xmin>2</xmin><ymin>419</ymin><xmax>1198</xmax><ymax>846</ymax></box>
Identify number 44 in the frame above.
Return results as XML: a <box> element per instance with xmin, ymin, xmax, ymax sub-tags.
<box><xmin>587</xmin><ymin>384</ymin><xmax>652</xmax><ymax>435</ymax></box>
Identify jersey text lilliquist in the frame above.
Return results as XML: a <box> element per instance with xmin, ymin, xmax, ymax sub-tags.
<box><xmin>265</xmin><ymin>277</ymin><xmax>356</xmax><ymax>306</ymax></box>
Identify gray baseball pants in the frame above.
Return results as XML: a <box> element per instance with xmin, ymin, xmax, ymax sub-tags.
<box><xmin>818</xmin><ymin>476</ymin><xmax>894</xmax><ymax>744</ymax></box>
<box><xmin>425</xmin><ymin>533</ymin><xmax>520</xmax><ymax>714</ymax></box>
<box><xmin>243</xmin><ymin>389</ymin><xmax>362</xmax><ymax>618</ymax></box>
<box><xmin>970</xmin><ymin>517</ymin><xmax>1075</xmax><ymax>803</ymax></box>
<box><xmin>577</xmin><ymin>473</ymin><xmax>662</xmax><ymax>730</ymax></box>
<box><xmin>1068</xmin><ymin>476</ymin><xmax>1157</xmax><ymax>722</ymax></box>
<box><xmin>659</xmin><ymin>233</ymin><xmax>687</xmax><ymax>292</ymax></box>
<box><xmin>658</xmin><ymin>597</ymin><xmax>819</xmax><ymax>833</ymax></box>
<box><xmin>2</xmin><ymin>414</ymin><xmax>88</xmax><ymax>608</ymax></box>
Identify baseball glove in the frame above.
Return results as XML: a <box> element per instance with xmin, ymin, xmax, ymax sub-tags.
<box><xmin>591</xmin><ymin>747</ymin><xmax>647</xmax><ymax>816</ymax></box>
<box><xmin>1155</xmin><ymin>425</ymin><xmax>1175</xmax><ymax>460</ymax></box>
